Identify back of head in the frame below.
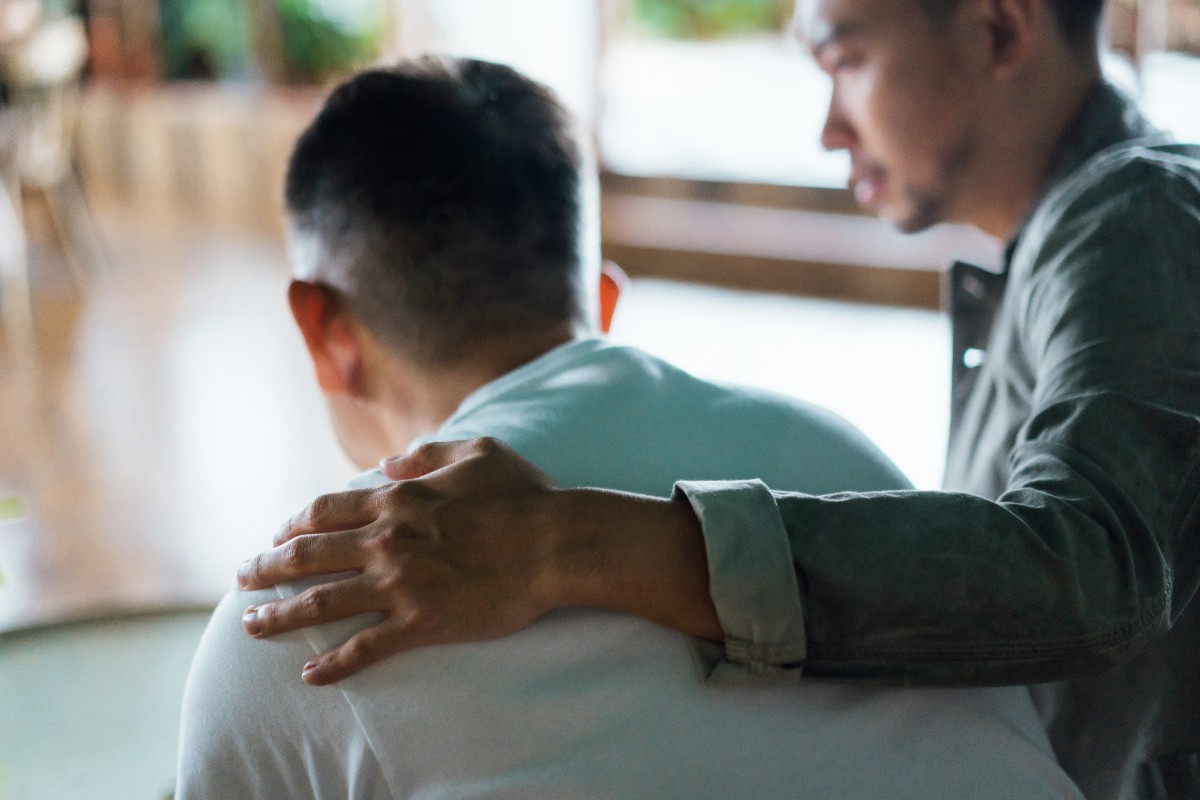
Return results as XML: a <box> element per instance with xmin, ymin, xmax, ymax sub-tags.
<box><xmin>285</xmin><ymin>57</ymin><xmax>587</xmax><ymax>368</ymax></box>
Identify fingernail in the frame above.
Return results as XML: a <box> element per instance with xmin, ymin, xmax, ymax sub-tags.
<box><xmin>242</xmin><ymin>606</ymin><xmax>262</xmax><ymax>636</ymax></box>
<box><xmin>379</xmin><ymin>455</ymin><xmax>403</xmax><ymax>467</ymax></box>
<box><xmin>236</xmin><ymin>560</ymin><xmax>252</xmax><ymax>587</ymax></box>
<box><xmin>302</xmin><ymin>660</ymin><xmax>321</xmax><ymax>683</ymax></box>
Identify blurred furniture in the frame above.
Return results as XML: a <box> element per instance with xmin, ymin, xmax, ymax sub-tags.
<box><xmin>0</xmin><ymin>608</ymin><xmax>212</xmax><ymax>800</ymax></box>
<box><xmin>75</xmin><ymin>82</ymin><xmax>321</xmax><ymax>235</ymax></box>
<box><xmin>0</xmin><ymin>13</ymin><xmax>106</xmax><ymax>311</ymax></box>
<box><xmin>0</xmin><ymin>104</ymin><xmax>34</xmax><ymax>359</ymax></box>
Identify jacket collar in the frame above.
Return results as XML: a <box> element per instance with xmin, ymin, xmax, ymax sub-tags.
<box><xmin>1002</xmin><ymin>81</ymin><xmax>1161</xmax><ymax>269</ymax></box>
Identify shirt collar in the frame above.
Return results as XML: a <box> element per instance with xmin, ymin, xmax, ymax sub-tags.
<box><xmin>1002</xmin><ymin>81</ymin><xmax>1162</xmax><ymax>270</ymax></box>
<box><xmin>413</xmin><ymin>337</ymin><xmax>608</xmax><ymax>448</ymax></box>
<box><xmin>1040</xmin><ymin>80</ymin><xmax>1161</xmax><ymax>196</ymax></box>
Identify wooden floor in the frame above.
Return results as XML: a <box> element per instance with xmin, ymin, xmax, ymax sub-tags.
<box><xmin>0</xmin><ymin>218</ymin><xmax>354</xmax><ymax>632</ymax></box>
<box><xmin>0</xmin><ymin>215</ymin><xmax>948</xmax><ymax>635</ymax></box>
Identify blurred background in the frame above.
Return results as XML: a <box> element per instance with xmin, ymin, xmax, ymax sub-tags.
<box><xmin>0</xmin><ymin>0</ymin><xmax>1197</xmax><ymax>796</ymax></box>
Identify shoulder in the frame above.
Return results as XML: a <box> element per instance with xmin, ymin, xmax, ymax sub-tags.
<box><xmin>711</xmin><ymin>381</ymin><xmax>912</xmax><ymax>491</ymax></box>
<box><xmin>529</xmin><ymin>339</ymin><xmax>870</xmax><ymax>446</ymax></box>
<box><xmin>177</xmin><ymin>589</ymin><xmax>310</xmax><ymax>796</ymax></box>
<box><xmin>1013</xmin><ymin>140</ymin><xmax>1200</xmax><ymax>331</ymax></box>
<box><xmin>177</xmin><ymin>589</ymin><xmax>384</xmax><ymax>799</ymax></box>
<box><xmin>1023</xmin><ymin>138</ymin><xmax>1200</xmax><ymax>267</ymax></box>
<box><xmin>181</xmin><ymin>587</ymin><xmax>309</xmax><ymax>719</ymax></box>
<box><xmin>1003</xmin><ymin>142</ymin><xmax>1200</xmax><ymax>403</ymax></box>
<box><xmin>1069</xmin><ymin>137</ymin><xmax>1200</xmax><ymax>199</ymax></box>
<box><xmin>597</xmin><ymin>351</ymin><xmax>912</xmax><ymax>493</ymax></box>
<box><xmin>435</xmin><ymin>340</ymin><xmax>910</xmax><ymax>495</ymax></box>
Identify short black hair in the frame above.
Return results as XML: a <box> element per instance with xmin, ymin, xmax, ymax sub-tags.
<box><xmin>918</xmin><ymin>0</ymin><xmax>1105</xmax><ymax>53</ymax></box>
<box><xmin>285</xmin><ymin>57</ymin><xmax>586</xmax><ymax>367</ymax></box>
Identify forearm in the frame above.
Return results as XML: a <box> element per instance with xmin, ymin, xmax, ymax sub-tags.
<box><xmin>685</xmin><ymin>394</ymin><xmax>1199</xmax><ymax>686</ymax></box>
<box><xmin>780</xmin><ymin>489</ymin><xmax>1171</xmax><ymax>684</ymax></box>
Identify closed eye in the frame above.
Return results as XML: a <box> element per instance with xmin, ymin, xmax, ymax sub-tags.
<box><xmin>831</xmin><ymin>52</ymin><xmax>865</xmax><ymax>72</ymax></box>
<box><xmin>817</xmin><ymin>47</ymin><xmax>865</xmax><ymax>74</ymax></box>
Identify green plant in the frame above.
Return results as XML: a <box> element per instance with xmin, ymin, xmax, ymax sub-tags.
<box><xmin>158</xmin><ymin>0</ymin><xmax>385</xmax><ymax>83</ymax></box>
<box><xmin>160</xmin><ymin>0</ymin><xmax>251</xmax><ymax>79</ymax></box>
<box><xmin>0</xmin><ymin>494</ymin><xmax>25</xmax><ymax>520</ymax></box>
<box><xmin>277</xmin><ymin>0</ymin><xmax>385</xmax><ymax>83</ymax></box>
<box><xmin>633</xmin><ymin>0</ymin><xmax>792</xmax><ymax>39</ymax></box>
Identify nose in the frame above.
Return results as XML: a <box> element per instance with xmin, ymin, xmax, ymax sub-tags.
<box><xmin>819</xmin><ymin>89</ymin><xmax>855</xmax><ymax>152</ymax></box>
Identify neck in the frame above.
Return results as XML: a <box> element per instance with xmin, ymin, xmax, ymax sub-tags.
<box><xmin>968</xmin><ymin>54</ymin><xmax>1101</xmax><ymax>241</ymax></box>
<box><xmin>370</xmin><ymin>325</ymin><xmax>582</xmax><ymax>457</ymax></box>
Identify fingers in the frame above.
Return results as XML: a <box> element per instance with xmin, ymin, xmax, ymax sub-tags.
<box><xmin>242</xmin><ymin>572</ymin><xmax>379</xmax><ymax>639</ymax></box>
<box><xmin>274</xmin><ymin>487</ymin><xmax>381</xmax><ymax>546</ymax></box>
<box><xmin>301</xmin><ymin>622</ymin><xmax>406</xmax><ymax>685</ymax></box>
<box><xmin>378</xmin><ymin>437</ymin><xmax>498</xmax><ymax>481</ymax></box>
<box><xmin>238</xmin><ymin>529</ymin><xmax>367</xmax><ymax>590</ymax></box>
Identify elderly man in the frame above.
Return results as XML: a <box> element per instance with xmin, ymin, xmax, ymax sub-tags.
<box><xmin>177</xmin><ymin>58</ymin><xmax>1080</xmax><ymax>798</ymax></box>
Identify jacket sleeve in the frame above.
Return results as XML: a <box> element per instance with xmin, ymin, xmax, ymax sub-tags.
<box><xmin>679</xmin><ymin>162</ymin><xmax>1200</xmax><ymax>686</ymax></box>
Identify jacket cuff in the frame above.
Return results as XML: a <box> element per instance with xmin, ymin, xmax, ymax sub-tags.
<box><xmin>674</xmin><ymin>479</ymin><xmax>807</xmax><ymax>684</ymax></box>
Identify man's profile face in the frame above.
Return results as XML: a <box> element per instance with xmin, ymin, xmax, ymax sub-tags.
<box><xmin>796</xmin><ymin>0</ymin><xmax>987</xmax><ymax>232</ymax></box>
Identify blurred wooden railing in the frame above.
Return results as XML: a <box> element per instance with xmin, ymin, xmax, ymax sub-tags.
<box><xmin>72</xmin><ymin>83</ymin><xmax>998</xmax><ymax>309</ymax></box>
<box><xmin>76</xmin><ymin>82</ymin><xmax>323</xmax><ymax>234</ymax></box>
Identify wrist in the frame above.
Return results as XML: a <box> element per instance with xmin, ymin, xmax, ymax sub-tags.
<box><xmin>538</xmin><ymin>487</ymin><xmax>721</xmax><ymax>641</ymax></box>
<box><xmin>533</xmin><ymin>487</ymin><xmax>615</xmax><ymax>611</ymax></box>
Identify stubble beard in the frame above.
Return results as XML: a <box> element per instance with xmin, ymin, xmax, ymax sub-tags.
<box><xmin>892</xmin><ymin>185</ymin><xmax>948</xmax><ymax>233</ymax></box>
<box><xmin>890</xmin><ymin>127</ymin><xmax>975</xmax><ymax>234</ymax></box>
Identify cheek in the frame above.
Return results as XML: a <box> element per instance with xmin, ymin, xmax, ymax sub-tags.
<box><xmin>837</xmin><ymin>69</ymin><xmax>895</xmax><ymax>150</ymax></box>
<box><xmin>856</xmin><ymin>88</ymin><xmax>924</xmax><ymax>161</ymax></box>
<box><xmin>868</xmin><ymin>78</ymin><xmax>962</xmax><ymax>176</ymax></box>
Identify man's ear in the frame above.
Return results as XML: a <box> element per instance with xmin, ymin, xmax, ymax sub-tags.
<box><xmin>982</xmin><ymin>0</ymin><xmax>1039</xmax><ymax>80</ymax></box>
<box><xmin>598</xmin><ymin>260</ymin><xmax>628</xmax><ymax>334</ymax></box>
<box><xmin>287</xmin><ymin>280</ymin><xmax>364</xmax><ymax>396</ymax></box>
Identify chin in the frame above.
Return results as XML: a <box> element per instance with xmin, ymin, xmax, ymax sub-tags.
<box><xmin>891</xmin><ymin>215</ymin><xmax>938</xmax><ymax>234</ymax></box>
<box><xmin>887</xmin><ymin>197</ymin><xmax>946</xmax><ymax>235</ymax></box>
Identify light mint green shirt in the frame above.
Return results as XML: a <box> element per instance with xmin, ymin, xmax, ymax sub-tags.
<box><xmin>179</xmin><ymin>338</ymin><xmax>1082</xmax><ymax>798</ymax></box>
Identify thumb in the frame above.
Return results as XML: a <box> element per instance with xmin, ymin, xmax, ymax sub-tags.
<box><xmin>379</xmin><ymin>439</ymin><xmax>481</xmax><ymax>480</ymax></box>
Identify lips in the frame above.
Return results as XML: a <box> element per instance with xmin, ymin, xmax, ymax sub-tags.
<box><xmin>849</xmin><ymin>162</ymin><xmax>887</xmax><ymax>208</ymax></box>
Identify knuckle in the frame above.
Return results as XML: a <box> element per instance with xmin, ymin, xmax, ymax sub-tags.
<box><xmin>282</xmin><ymin>539</ymin><xmax>306</xmax><ymax>569</ymax></box>
<box><xmin>383</xmin><ymin>481</ymin><xmax>413</xmax><ymax>503</ymax></box>
<box><xmin>299</xmin><ymin>587</ymin><xmax>328</xmax><ymax>618</ymax></box>
<box><xmin>373</xmin><ymin>482</ymin><xmax>397</xmax><ymax>504</ymax></box>
<box><xmin>474</xmin><ymin>436</ymin><xmax>502</xmax><ymax>455</ymax></box>
<box><xmin>377</xmin><ymin>569</ymin><xmax>408</xmax><ymax>596</ymax></box>
<box><xmin>378</xmin><ymin>483</ymin><xmax>412</xmax><ymax>514</ymax></box>
<box><xmin>254</xmin><ymin>601</ymin><xmax>278</xmax><ymax>626</ymax></box>
<box><xmin>365</xmin><ymin>529</ymin><xmax>396</xmax><ymax>556</ymax></box>
<box><xmin>244</xmin><ymin>556</ymin><xmax>264</xmax><ymax>585</ymax></box>
<box><xmin>400</xmin><ymin>599</ymin><xmax>438</xmax><ymax>629</ymax></box>
<box><xmin>412</xmin><ymin>442</ymin><xmax>438</xmax><ymax>460</ymax></box>
<box><xmin>388</xmin><ymin>479</ymin><xmax>430</xmax><ymax>502</ymax></box>
<box><xmin>305</xmin><ymin>494</ymin><xmax>336</xmax><ymax>525</ymax></box>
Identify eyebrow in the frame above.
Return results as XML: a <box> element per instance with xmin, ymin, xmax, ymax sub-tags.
<box><xmin>808</xmin><ymin>21</ymin><xmax>870</xmax><ymax>59</ymax></box>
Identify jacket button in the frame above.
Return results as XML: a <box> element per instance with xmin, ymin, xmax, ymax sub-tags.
<box><xmin>962</xmin><ymin>348</ymin><xmax>987</xmax><ymax>368</ymax></box>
